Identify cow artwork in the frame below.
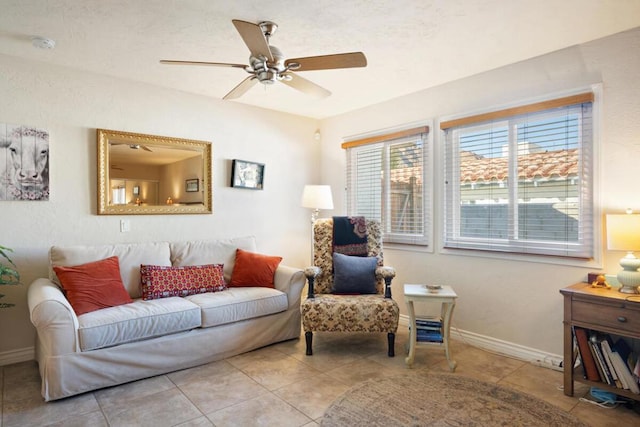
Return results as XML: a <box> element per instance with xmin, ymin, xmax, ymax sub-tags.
<box><xmin>0</xmin><ymin>124</ymin><xmax>50</xmax><ymax>201</ymax></box>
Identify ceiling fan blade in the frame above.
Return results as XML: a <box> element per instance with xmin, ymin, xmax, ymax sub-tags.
<box><xmin>232</xmin><ymin>20</ymin><xmax>273</xmax><ymax>62</ymax></box>
<box><xmin>281</xmin><ymin>73</ymin><xmax>331</xmax><ymax>98</ymax></box>
<box><xmin>141</xmin><ymin>145</ymin><xmax>153</xmax><ymax>152</ymax></box>
<box><xmin>285</xmin><ymin>52</ymin><xmax>367</xmax><ymax>71</ymax></box>
<box><xmin>160</xmin><ymin>60</ymin><xmax>247</xmax><ymax>69</ymax></box>
<box><xmin>223</xmin><ymin>76</ymin><xmax>258</xmax><ymax>100</ymax></box>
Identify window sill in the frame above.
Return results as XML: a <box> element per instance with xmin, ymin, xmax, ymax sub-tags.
<box><xmin>438</xmin><ymin>246</ymin><xmax>602</xmax><ymax>269</ymax></box>
<box><xmin>384</xmin><ymin>242</ymin><xmax>433</xmax><ymax>254</ymax></box>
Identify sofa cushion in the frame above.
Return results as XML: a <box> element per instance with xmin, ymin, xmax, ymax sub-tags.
<box><xmin>53</xmin><ymin>256</ymin><xmax>134</xmax><ymax>315</ymax></box>
<box><xmin>140</xmin><ymin>264</ymin><xmax>226</xmax><ymax>300</ymax></box>
<box><xmin>228</xmin><ymin>249</ymin><xmax>282</xmax><ymax>288</ymax></box>
<box><xmin>170</xmin><ymin>236</ymin><xmax>257</xmax><ymax>282</ymax></box>
<box><xmin>185</xmin><ymin>287</ymin><xmax>287</xmax><ymax>328</ymax></box>
<box><xmin>50</xmin><ymin>242</ymin><xmax>172</xmax><ymax>299</ymax></box>
<box><xmin>77</xmin><ymin>297</ymin><xmax>201</xmax><ymax>351</ymax></box>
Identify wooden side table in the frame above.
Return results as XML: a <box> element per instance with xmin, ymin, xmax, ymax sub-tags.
<box><xmin>404</xmin><ymin>284</ymin><xmax>457</xmax><ymax>371</ymax></box>
<box><xmin>560</xmin><ymin>282</ymin><xmax>640</xmax><ymax>401</ymax></box>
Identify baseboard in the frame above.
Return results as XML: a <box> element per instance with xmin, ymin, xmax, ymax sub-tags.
<box><xmin>1</xmin><ymin>321</ymin><xmax>564</xmax><ymax>371</ymax></box>
<box><xmin>0</xmin><ymin>346</ymin><xmax>35</xmax><ymax>366</ymax></box>
<box><xmin>399</xmin><ymin>315</ymin><xmax>563</xmax><ymax>371</ymax></box>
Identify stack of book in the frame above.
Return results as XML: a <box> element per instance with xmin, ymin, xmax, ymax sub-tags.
<box><xmin>573</xmin><ymin>326</ymin><xmax>640</xmax><ymax>394</ymax></box>
<box><xmin>410</xmin><ymin>318</ymin><xmax>443</xmax><ymax>343</ymax></box>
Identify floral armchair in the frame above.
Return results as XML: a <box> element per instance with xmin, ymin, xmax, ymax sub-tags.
<box><xmin>301</xmin><ymin>217</ymin><xmax>399</xmax><ymax>357</ymax></box>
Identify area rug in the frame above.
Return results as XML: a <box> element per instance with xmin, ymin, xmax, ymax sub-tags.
<box><xmin>322</xmin><ymin>373</ymin><xmax>587</xmax><ymax>426</ymax></box>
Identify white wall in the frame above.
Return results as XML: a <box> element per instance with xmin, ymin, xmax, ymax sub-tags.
<box><xmin>0</xmin><ymin>55</ymin><xmax>319</xmax><ymax>356</ymax></box>
<box><xmin>319</xmin><ymin>27</ymin><xmax>640</xmax><ymax>356</ymax></box>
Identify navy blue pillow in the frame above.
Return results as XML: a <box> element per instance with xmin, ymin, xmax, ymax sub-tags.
<box><xmin>332</xmin><ymin>253</ymin><xmax>377</xmax><ymax>294</ymax></box>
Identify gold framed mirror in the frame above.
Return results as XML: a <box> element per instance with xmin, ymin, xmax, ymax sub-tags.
<box><xmin>97</xmin><ymin>129</ymin><xmax>212</xmax><ymax>215</ymax></box>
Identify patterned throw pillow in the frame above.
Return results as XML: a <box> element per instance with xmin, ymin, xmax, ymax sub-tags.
<box><xmin>140</xmin><ymin>264</ymin><xmax>226</xmax><ymax>300</ymax></box>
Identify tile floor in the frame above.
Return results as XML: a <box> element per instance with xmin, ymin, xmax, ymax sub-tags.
<box><xmin>1</xmin><ymin>328</ymin><xmax>639</xmax><ymax>426</ymax></box>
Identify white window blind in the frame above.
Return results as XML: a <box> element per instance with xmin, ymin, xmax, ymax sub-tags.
<box><xmin>442</xmin><ymin>94</ymin><xmax>594</xmax><ymax>258</ymax></box>
<box><xmin>344</xmin><ymin>127</ymin><xmax>430</xmax><ymax>245</ymax></box>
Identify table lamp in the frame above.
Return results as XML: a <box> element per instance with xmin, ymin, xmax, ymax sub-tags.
<box><xmin>301</xmin><ymin>185</ymin><xmax>334</xmax><ymax>264</ymax></box>
<box><xmin>606</xmin><ymin>211</ymin><xmax>640</xmax><ymax>294</ymax></box>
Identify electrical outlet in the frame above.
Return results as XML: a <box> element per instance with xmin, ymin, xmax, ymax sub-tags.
<box><xmin>120</xmin><ymin>219</ymin><xmax>130</xmax><ymax>233</ymax></box>
<box><xmin>530</xmin><ymin>358</ymin><xmax>563</xmax><ymax>372</ymax></box>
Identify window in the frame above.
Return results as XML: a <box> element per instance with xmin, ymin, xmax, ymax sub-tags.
<box><xmin>441</xmin><ymin>93</ymin><xmax>595</xmax><ymax>258</ymax></box>
<box><xmin>112</xmin><ymin>185</ymin><xmax>126</xmax><ymax>205</ymax></box>
<box><xmin>344</xmin><ymin>126</ymin><xmax>431</xmax><ymax>245</ymax></box>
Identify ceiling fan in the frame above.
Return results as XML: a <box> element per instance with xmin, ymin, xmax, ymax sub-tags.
<box><xmin>110</xmin><ymin>142</ymin><xmax>153</xmax><ymax>152</ymax></box>
<box><xmin>160</xmin><ymin>19</ymin><xmax>367</xmax><ymax>100</ymax></box>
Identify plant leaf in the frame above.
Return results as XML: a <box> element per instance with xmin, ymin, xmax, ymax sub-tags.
<box><xmin>0</xmin><ymin>266</ymin><xmax>20</xmax><ymax>285</ymax></box>
<box><xmin>0</xmin><ymin>245</ymin><xmax>17</xmax><ymax>267</ymax></box>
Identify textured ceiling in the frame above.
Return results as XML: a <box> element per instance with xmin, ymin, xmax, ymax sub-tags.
<box><xmin>1</xmin><ymin>0</ymin><xmax>639</xmax><ymax>119</ymax></box>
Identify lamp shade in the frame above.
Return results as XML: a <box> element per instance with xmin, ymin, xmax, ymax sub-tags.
<box><xmin>606</xmin><ymin>214</ymin><xmax>640</xmax><ymax>251</ymax></box>
<box><xmin>301</xmin><ymin>185</ymin><xmax>334</xmax><ymax>210</ymax></box>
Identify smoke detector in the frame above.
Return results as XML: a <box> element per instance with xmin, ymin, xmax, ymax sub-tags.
<box><xmin>31</xmin><ymin>36</ymin><xmax>56</xmax><ymax>49</ymax></box>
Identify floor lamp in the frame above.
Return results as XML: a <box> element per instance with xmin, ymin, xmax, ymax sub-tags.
<box><xmin>301</xmin><ymin>185</ymin><xmax>334</xmax><ymax>265</ymax></box>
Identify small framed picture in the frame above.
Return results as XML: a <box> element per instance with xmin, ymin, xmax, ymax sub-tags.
<box><xmin>231</xmin><ymin>159</ymin><xmax>264</xmax><ymax>190</ymax></box>
<box><xmin>132</xmin><ymin>186</ymin><xmax>140</xmax><ymax>196</ymax></box>
<box><xmin>185</xmin><ymin>179</ymin><xmax>199</xmax><ymax>192</ymax></box>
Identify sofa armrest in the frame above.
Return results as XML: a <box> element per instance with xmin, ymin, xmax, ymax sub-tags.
<box><xmin>28</xmin><ymin>278</ymin><xmax>80</xmax><ymax>356</ymax></box>
<box><xmin>273</xmin><ymin>265</ymin><xmax>305</xmax><ymax>310</ymax></box>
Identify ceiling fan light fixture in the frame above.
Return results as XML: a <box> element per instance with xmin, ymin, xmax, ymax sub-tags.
<box><xmin>258</xmin><ymin>70</ymin><xmax>277</xmax><ymax>84</ymax></box>
<box><xmin>250</xmin><ymin>56</ymin><xmax>268</xmax><ymax>71</ymax></box>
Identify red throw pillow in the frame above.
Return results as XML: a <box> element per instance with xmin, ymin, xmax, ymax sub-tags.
<box><xmin>228</xmin><ymin>249</ymin><xmax>282</xmax><ymax>288</ymax></box>
<box><xmin>53</xmin><ymin>256</ymin><xmax>133</xmax><ymax>316</ymax></box>
<box><xmin>140</xmin><ymin>264</ymin><xmax>226</xmax><ymax>300</ymax></box>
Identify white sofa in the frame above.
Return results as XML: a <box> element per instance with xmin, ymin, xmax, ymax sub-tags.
<box><xmin>27</xmin><ymin>236</ymin><xmax>305</xmax><ymax>401</ymax></box>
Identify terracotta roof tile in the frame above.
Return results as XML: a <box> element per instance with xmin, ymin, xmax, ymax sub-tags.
<box><xmin>389</xmin><ymin>149</ymin><xmax>578</xmax><ymax>184</ymax></box>
<box><xmin>461</xmin><ymin>148</ymin><xmax>578</xmax><ymax>182</ymax></box>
